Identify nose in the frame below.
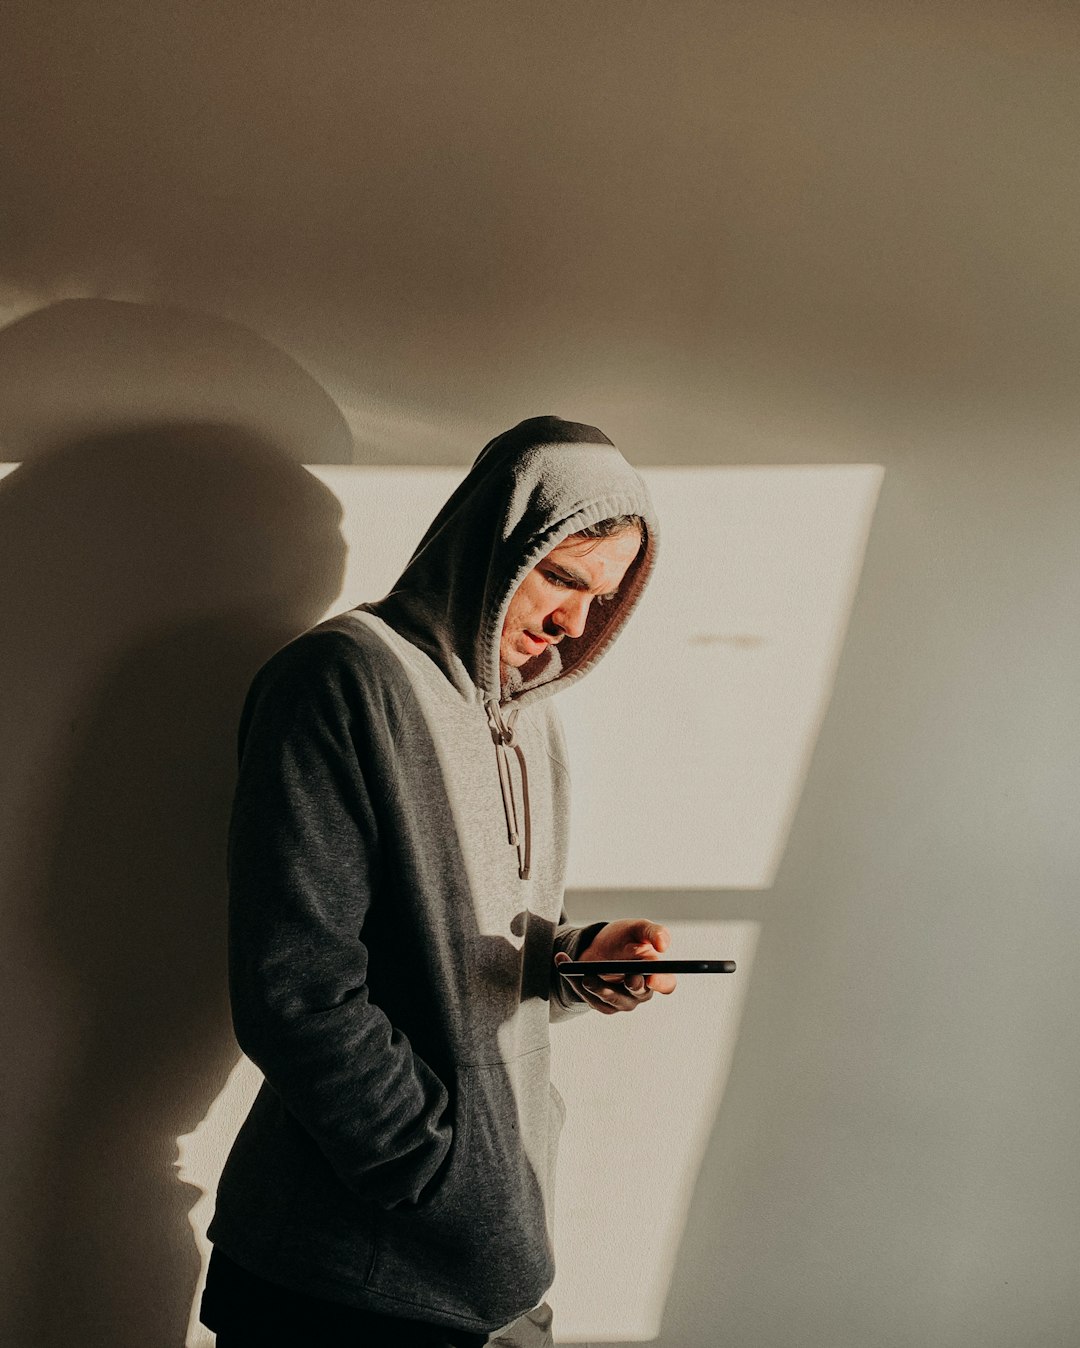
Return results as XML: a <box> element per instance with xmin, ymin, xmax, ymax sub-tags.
<box><xmin>552</xmin><ymin>591</ymin><xmax>592</xmax><ymax>639</ymax></box>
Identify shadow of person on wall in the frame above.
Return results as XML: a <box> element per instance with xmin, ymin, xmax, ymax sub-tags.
<box><xmin>0</xmin><ymin>301</ymin><xmax>352</xmax><ymax>1347</ymax></box>
<box><xmin>0</xmin><ymin>426</ymin><xmax>346</xmax><ymax>1348</ymax></box>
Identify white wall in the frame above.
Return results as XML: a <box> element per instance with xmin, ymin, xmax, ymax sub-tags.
<box><xmin>2</xmin><ymin>4</ymin><xmax>1079</xmax><ymax>1345</ymax></box>
<box><xmin>647</xmin><ymin>425</ymin><xmax>1080</xmax><ymax>1348</ymax></box>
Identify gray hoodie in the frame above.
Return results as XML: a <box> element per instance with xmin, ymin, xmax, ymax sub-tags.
<box><xmin>207</xmin><ymin>416</ymin><xmax>659</xmax><ymax>1334</ymax></box>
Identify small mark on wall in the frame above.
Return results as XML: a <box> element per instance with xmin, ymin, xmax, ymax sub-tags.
<box><xmin>689</xmin><ymin>633</ymin><xmax>767</xmax><ymax>648</ymax></box>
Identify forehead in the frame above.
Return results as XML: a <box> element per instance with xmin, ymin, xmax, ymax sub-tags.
<box><xmin>541</xmin><ymin>530</ymin><xmax>641</xmax><ymax>576</ymax></box>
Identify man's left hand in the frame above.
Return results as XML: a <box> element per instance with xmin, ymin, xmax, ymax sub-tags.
<box><xmin>555</xmin><ymin>919</ymin><xmax>677</xmax><ymax>1015</ymax></box>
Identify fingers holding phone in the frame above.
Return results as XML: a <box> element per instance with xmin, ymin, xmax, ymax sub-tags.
<box><xmin>554</xmin><ymin>914</ymin><xmax>738</xmax><ymax>1016</ymax></box>
<box><xmin>554</xmin><ymin>950</ymin><xmax>652</xmax><ymax>1013</ymax></box>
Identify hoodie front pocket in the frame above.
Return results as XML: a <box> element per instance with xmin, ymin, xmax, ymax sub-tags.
<box><xmin>366</xmin><ymin>1046</ymin><xmax>557</xmax><ymax>1325</ymax></box>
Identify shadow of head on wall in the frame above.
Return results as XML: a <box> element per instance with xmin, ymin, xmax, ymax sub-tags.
<box><xmin>0</xmin><ymin>296</ymin><xmax>357</xmax><ymax>465</ymax></box>
<box><xmin>0</xmin><ymin>300</ymin><xmax>349</xmax><ymax>1347</ymax></box>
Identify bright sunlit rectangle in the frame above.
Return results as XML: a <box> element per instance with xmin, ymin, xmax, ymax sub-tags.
<box><xmin>306</xmin><ymin>464</ymin><xmax>883</xmax><ymax>891</ymax></box>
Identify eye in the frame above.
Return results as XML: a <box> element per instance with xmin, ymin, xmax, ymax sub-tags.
<box><xmin>543</xmin><ymin>570</ymin><xmax>574</xmax><ymax>588</ymax></box>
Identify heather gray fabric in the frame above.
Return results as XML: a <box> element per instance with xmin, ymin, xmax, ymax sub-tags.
<box><xmin>207</xmin><ymin>416</ymin><xmax>659</xmax><ymax>1334</ymax></box>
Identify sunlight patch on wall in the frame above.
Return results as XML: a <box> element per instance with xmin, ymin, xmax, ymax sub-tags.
<box><xmin>557</xmin><ymin>466</ymin><xmax>883</xmax><ymax>888</ymax></box>
<box><xmin>549</xmin><ymin>919</ymin><xmax>760</xmax><ymax>1342</ymax></box>
<box><xmin>303</xmin><ymin>464</ymin><xmax>883</xmax><ymax>889</ymax></box>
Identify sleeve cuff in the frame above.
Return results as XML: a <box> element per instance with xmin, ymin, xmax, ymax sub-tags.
<box><xmin>549</xmin><ymin>919</ymin><xmax>607</xmax><ymax>1020</ymax></box>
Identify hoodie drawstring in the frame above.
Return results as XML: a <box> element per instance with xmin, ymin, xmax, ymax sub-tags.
<box><xmin>485</xmin><ymin>699</ymin><xmax>532</xmax><ymax>880</ymax></box>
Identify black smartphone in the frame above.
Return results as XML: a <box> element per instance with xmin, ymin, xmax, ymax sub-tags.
<box><xmin>557</xmin><ymin>959</ymin><xmax>735</xmax><ymax>976</ymax></box>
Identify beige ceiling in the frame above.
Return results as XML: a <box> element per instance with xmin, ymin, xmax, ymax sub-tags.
<box><xmin>3</xmin><ymin>1</ymin><xmax>1079</xmax><ymax>459</ymax></box>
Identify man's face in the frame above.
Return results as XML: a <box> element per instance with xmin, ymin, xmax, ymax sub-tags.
<box><xmin>499</xmin><ymin>529</ymin><xmax>641</xmax><ymax>683</ymax></box>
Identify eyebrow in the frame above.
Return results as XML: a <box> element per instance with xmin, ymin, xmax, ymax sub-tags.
<box><xmin>546</xmin><ymin>561</ymin><xmax>622</xmax><ymax>598</ymax></box>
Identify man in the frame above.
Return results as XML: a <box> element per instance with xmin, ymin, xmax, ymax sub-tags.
<box><xmin>201</xmin><ymin>416</ymin><xmax>676</xmax><ymax>1346</ymax></box>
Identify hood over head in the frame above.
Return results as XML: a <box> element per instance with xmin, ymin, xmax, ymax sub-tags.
<box><xmin>359</xmin><ymin>415</ymin><xmax>658</xmax><ymax>881</ymax></box>
<box><xmin>362</xmin><ymin>415</ymin><xmax>658</xmax><ymax>708</ymax></box>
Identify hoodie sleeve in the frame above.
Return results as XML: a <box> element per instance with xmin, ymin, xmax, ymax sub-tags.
<box><xmin>549</xmin><ymin>914</ymin><xmax>607</xmax><ymax>1020</ymax></box>
<box><xmin>225</xmin><ymin>631</ymin><xmax>452</xmax><ymax>1208</ymax></box>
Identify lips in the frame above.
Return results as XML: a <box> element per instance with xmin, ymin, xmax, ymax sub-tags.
<box><xmin>524</xmin><ymin>632</ymin><xmax>551</xmax><ymax>652</ymax></box>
